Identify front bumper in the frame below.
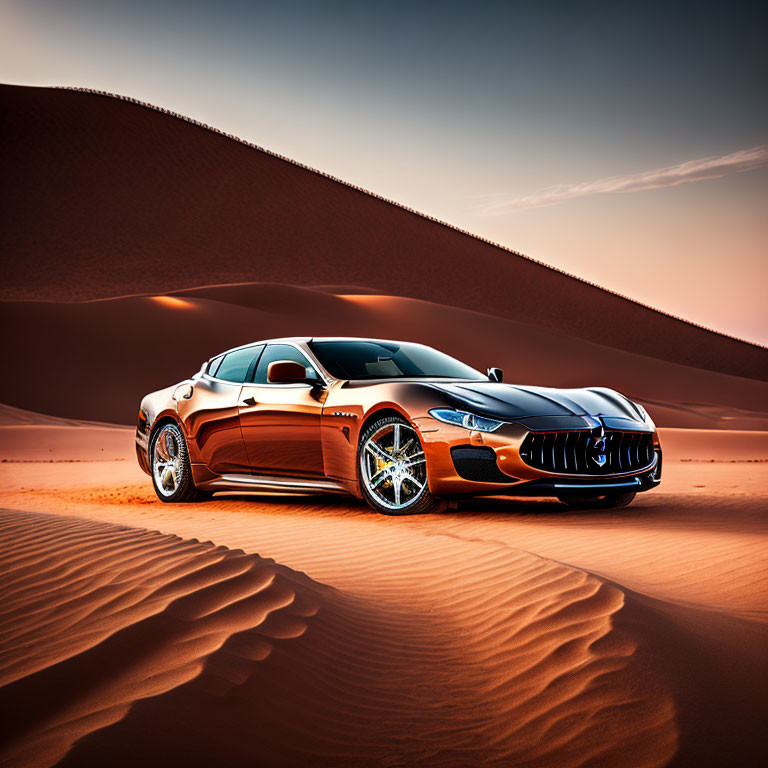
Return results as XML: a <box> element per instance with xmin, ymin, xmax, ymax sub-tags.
<box><xmin>413</xmin><ymin>417</ymin><xmax>661</xmax><ymax>498</ymax></box>
<box><xmin>499</xmin><ymin>467</ymin><xmax>660</xmax><ymax>497</ymax></box>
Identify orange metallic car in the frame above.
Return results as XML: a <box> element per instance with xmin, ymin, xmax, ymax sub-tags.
<box><xmin>136</xmin><ymin>338</ymin><xmax>661</xmax><ymax>514</ymax></box>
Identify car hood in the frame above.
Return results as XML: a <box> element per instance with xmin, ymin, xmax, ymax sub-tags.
<box><xmin>429</xmin><ymin>382</ymin><xmax>651</xmax><ymax>432</ymax></box>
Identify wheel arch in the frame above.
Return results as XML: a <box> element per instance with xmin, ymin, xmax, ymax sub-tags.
<box><xmin>349</xmin><ymin>407</ymin><xmax>412</xmax><ymax>498</ymax></box>
<box><xmin>149</xmin><ymin>412</ymin><xmax>184</xmax><ymax>447</ymax></box>
<box><xmin>356</xmin><ymin>406</ymin><xmax>411</xmax><ymax>447</ymax></box>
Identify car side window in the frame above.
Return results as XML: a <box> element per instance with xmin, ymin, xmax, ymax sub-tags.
<box><xmin>214</xmin><ymin>345</ymin><xmax>264</xmax><ymax>383</ymax></box>
<box><xmin>208</xmin><ymin>355</ymin><xmax>224</xmax><ymax>377</ymax></box>
<box><xmin>252</xmin><ymin>344</ymin><xmax>316</xmax><ymax>384</ymax></box>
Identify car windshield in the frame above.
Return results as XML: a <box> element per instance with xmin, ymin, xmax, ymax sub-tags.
<box><xmin>309</xmin><ymin>340</ymin><xmax>484</xmax><ymax>380</ymax></box>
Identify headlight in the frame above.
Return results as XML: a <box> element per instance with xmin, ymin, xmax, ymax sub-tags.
<box><xmin>429</xmin><ymin>408</ymin><xmax>504</xmax><ymax>432</ymax></box>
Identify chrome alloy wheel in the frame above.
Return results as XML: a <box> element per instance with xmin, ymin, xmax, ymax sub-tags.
<box><xmin>360</xmin><ymin>422</ymin><xmax>427</xmax><ymax>511</ymax></box>
<box><xmin>152</xmin><ymin>425</ymin><xmax>183</xmax><ymax>497</ymax></box>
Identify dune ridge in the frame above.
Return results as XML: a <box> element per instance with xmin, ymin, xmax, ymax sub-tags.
<box><xmin>0</xmin><ymin>509</ymin><xmax>679</xmax><ymax>768</ymax></box>
<box><xmin>0</xmin><ymin>510</ymin><xmax>325</xmax><ymax>767</ymax></box>
<box><xmin>0</xmin><ymin>405</ymin><xmax>134</xmax><ymax>463</ymax></box>
<box><xmin>1</xmin><ymin>84</ymin><xmax>765</xmax><ymax>382</ymax></box>
<box><xmin>1</xmin><ymin>287</ymin><xmax>766</xmax><ymax>427</ymax></box>
<box><xmin>0</xmin><ymin>405</ymin><xmax>124</xmax><ymax>430</ymax></box>
<box><xmin>14</xmin><ymin>84</ymin><xmax>750</xmax><ymax>354</ymax></box>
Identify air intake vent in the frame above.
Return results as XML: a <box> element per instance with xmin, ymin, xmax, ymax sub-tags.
<box><xmin>519</xmin><ymin>430</ymin><xmax>654</xmax><ymax>475</ymax></box>
<box><xmin>451</xmin><ymin>446</ymin><xmax>517</xmax><ymax>483</ymax></box>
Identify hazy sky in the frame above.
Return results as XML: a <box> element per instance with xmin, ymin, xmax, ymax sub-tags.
<box><xmin>2</xmin><ymin>0</ymin><xmax>767</xmax><ymax>344</ymax></box>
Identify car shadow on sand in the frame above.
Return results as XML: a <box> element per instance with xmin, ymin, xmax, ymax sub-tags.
<box><xmin>205</xmin><ymin>490</ymin><xmax>647</xmax><ymax>522</ymax></box>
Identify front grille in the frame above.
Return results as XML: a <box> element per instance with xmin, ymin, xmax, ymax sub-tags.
<box><xmin>519</xmin><ymin>430</ymin><xmax>654</xmax><ymax>475</ymax></box>
<box><xmin>451</xmin><ymin>446</ymin><xmax>517</xmax><ymax>483</ymax></box>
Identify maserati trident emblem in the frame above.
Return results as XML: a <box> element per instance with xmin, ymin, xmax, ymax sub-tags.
<box><xmin>591</xmin><ymin>423</ymin><xmax>608</xmax><ymax>467</ymax></box>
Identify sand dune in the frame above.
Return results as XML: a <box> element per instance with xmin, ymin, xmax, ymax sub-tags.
<box><xmin>0</xmin><ymin>509</ymin><xmax>680</xmax><ymax>768</ymax></box>
<box><xmin>1</xmin><ymin>418</ymin><xmax>767</xmax><ymax>766</ymax></box>
<box><xmin>2</xmin><ymin>82</ymin><xmax>765</xmax><ymax>432</ymax></box>
<box><xmin>0</xmin><ymin>511</ymin><xmax>325</xmax><ymax>767</ymax></box>
<box><xmin>1</xmin><ymin>84</ymin><xmax>766</xmax><ymax>382</ymax></box>
<box><xmin>1</xmin><ymin>287</ymin><xmax>766</xmax><ymax>427</ymax></box>
<box><xmin>0</xmin><ymin>404</ymin><xmax>124</xmax><ymax>429</ymax></box>
<box><xmin>0</xmin><ymin>405</ymin><xmax>134</xmax><ymax>463</ymax></box>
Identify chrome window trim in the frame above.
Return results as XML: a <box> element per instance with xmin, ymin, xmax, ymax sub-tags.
<box><xmin>202</xmin><ymin>343</ymin><xmax>264</xmax><ymax>385</ymax></box>
<box><xmin>198</xmin><ymin>373</ymin><xmax>245</xmax><ymax>387</ymax></box>
<box><xmin>202</xmin><ymin>341</ymin><xmax>333</xmax><ymax>388</ymax></box>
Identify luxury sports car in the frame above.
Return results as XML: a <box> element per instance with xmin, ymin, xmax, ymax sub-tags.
<box><xmin>136</xmin><ymin>338</ymin><xmax>661</xmax><ymax>514</ymax></box>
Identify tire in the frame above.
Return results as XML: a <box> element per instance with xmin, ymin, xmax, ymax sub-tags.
<box><xmin>557</xmin><ymin>491</ymin><xmax>636</xmax><ymax>509</ymax></box>
<box><xmin>150</xmin><ymin>422</ymin><xmax>212</xmax><ymax>503</ymax></box>
<box><xmin>358</xmin><ymin>415</ymin><xmax>444</xmax><ymax>515</ymax></box>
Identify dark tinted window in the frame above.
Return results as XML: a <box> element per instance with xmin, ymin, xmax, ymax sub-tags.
<box><xmin>215</xmin><ymin>345</ymin><xmax>263</xmax><ymax>383</ymax></box>
<box><xmin>309</xmin><ymin>341</ymin><xmax>483</xmax><ymax>380</ymax></box>
<box><xmin>253</xmin><ymin>344</ymin><xmax>316</xmax><ymax>384</ymax></box>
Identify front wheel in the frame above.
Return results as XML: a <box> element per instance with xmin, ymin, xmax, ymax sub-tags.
<box><xmin>150</xmin><ymin>422</ymin><xmax>212</xmax><ymax>503</ymax></box>
<box><xmin>358</xmin><ymin>415</ymin><xmax>443</xmax><ymax>515</ymax></box>
<box><xmin>557</xmin><ymin>491</ymin><xmax>636</xmax><ymax>509</ymax></box>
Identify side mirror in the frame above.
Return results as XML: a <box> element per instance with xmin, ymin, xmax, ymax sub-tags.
<box><xmin>487</xmin><ymin>367</ymin><xmax>503</xmax><ymax>383</ymax></box>
<box><xmin>268</xmin><ymin>360</ymin><xmax>310</xmax><ymax>383</ymax></box>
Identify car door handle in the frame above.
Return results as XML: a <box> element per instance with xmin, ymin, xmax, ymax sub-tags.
<box><xmin>241</xmin><ymin>396</ymin><xmax>258</xmax><ymax>407</ymax></box>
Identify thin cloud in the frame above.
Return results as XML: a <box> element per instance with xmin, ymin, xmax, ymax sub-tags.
<box><xmin>473</xmin><ymin>145</ymin><xmax>768</xmax><ymax>215</ymax></box>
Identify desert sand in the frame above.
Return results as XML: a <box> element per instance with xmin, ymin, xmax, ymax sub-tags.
<box><xmin>0</xmin><ymin>413</ymin><xmax>766</xmax><ymax>767</ymax></box>
<box><xmin>2</xmin><ymin>82</ymin><xmax>767</xmax><ymax>767</ymax></box>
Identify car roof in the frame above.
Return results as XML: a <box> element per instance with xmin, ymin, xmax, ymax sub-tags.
<box><xmin>207</xmin><ymin>337</ymin><xmax>426</xmax><ymax>362</ymax></box>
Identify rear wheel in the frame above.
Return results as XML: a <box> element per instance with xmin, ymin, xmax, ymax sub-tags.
<box><xmin>358</xmin><ymin>415</ymin><xmax>443</xmax><ymax>515</ymax></box>
<box><xmin>557</xmin><ymin>491</ymin><xmax>636</xmax><ymax>509</ymax></box>
<box><xmin>150</xmin><ymin>422</ymin><xmax>212</xmax><ymax>503</ymax></box>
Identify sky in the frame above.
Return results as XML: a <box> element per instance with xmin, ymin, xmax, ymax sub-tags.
<box><xmin>2</xmin><ymin>0</ymin><xmax>767</xmax><ymax>345</ymax></box>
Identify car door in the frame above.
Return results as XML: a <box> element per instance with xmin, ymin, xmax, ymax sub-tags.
<box><xmin>238</xmin><ymin>343</ymin><xmax>325</xmax><ymax>477</ymax></box>
<box><xmin>178</xmin><ymin>345</ymin><xmax>263</xmax><ymax>474</ymax></box>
